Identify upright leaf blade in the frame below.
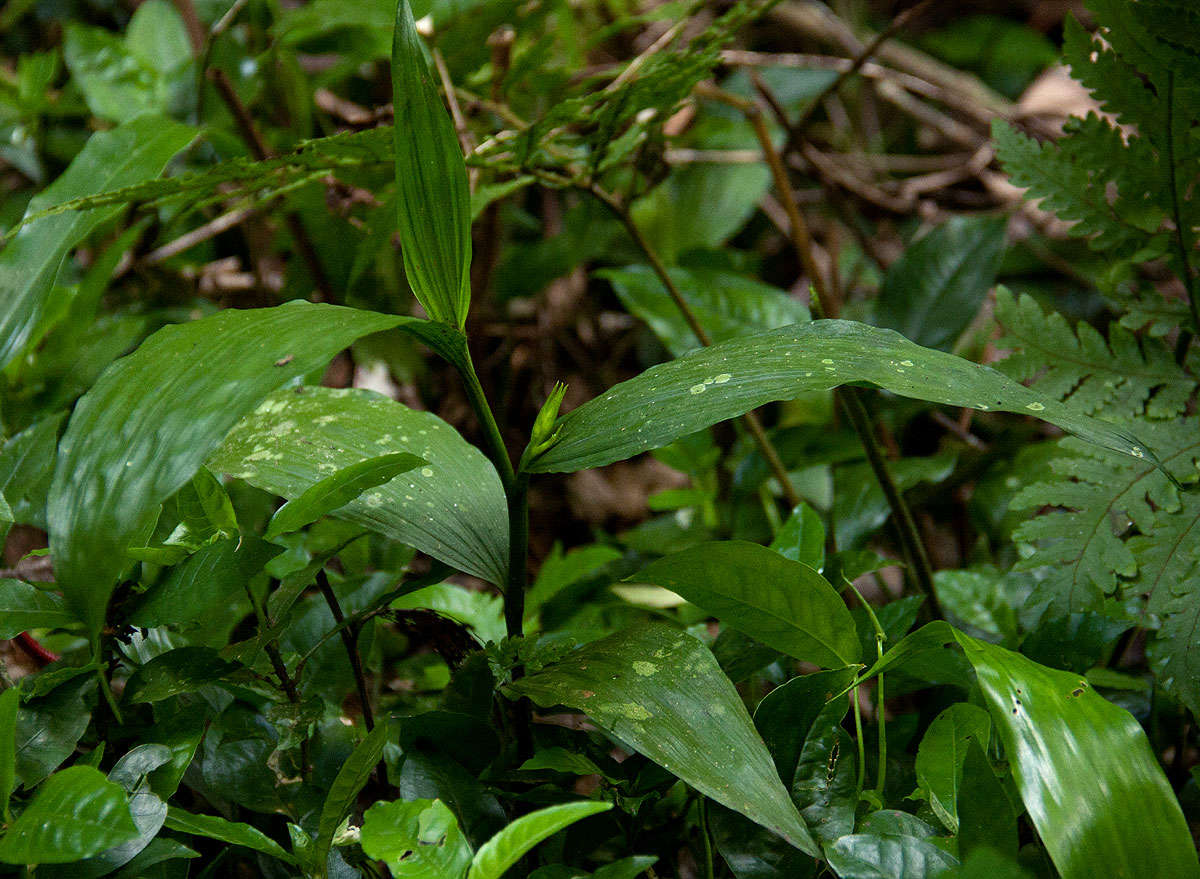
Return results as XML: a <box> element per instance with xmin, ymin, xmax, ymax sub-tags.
<box><xmin>913</xmin><ymin>704</ymin><xmax>991</xmax><ymax>833</ymax></box>
<box><xmin>316</xmin><ymin>724</ymin><xmax>390</xmax><ymax>870</ymax></box>
<box><xmin>392</xmin><ymin>0</ymin><xmax>472</xmax><ymax>327</ymax></box>
<box><xmin>47</xmin><ymin>302</ymin><xmax>404</xmax><ymax>640</ymax></box>
<box><xmin>467</xmin><ymin>801</ymin><xmax>612</xmax><ymax>879</ymax></box>
<box><xmin>525</xmin><ymin>321</ymin><xmax>1152</xmax><ymax>474</ymax></box>
<box><xmin>0</xmin><ymin>115</ymin><xmax>194</xmax><ymax>370</ymax></box>
<box><xmin>630</xmin><ymin>541</ymin><xmax>861</xmax><ymax>668</ymax></box>
<box><xmin>209</xmin><ymin>386</ymin><xmax>509</xmax><ymax>585</ymax></box>
<box><xmin>507</xmin><ymin>624</ymin><xmax>818</xmax><ymax>855</ymax></box>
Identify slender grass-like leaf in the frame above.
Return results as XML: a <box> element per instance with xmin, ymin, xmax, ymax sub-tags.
<box><xmin>392</xmin><ymin>0</ymin><xmax>472</xmax><ymax>327</ymax></box>
<box><xmin>163</xmin><ymin>808</ymin><xmax>295</xmax><ymax>864</ymax></box>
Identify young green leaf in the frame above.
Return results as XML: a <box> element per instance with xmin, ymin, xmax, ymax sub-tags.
<box><xmin>0</xmin><ymin>579</ymin><xmax>74</xmax><ymax>637</ymax></box>
<box><xmin>265</xmin><ymin>452</ymin><xmax>426</xmax><ymax>538</ymax></box>
<box><xmin>629</xmin><ymin>541</ymin><xmax>861</xmax><ymax>668</ymax></box>
<box><xmin>507</xmin><ymin>624</ymin><xmax>819</xmax><ymax>855</ymax></box>
<box><xmin>0</xmin><ymin>766</ymin><xmax>139</xmax><ymax>865</ymax></box>
<box><xmin>0</xmin><ymin>115</ymin><xmax>195</xmax><ymax>371</ymax></box>
<box><xmin>392</xmin><ymin>0</ymin><xmax>472</xmax><ymax>327</ymax></box>
<box><xmin>163</xmin><ymin>808</ymin><xmax>295</xmax><ymax>864</ymax></box>
<box><xmin>913</xmin><ymin>703</ymin><xmax>992</xmax><ymax>833</ymax></box>
<box><xmin>523</xmin><ymin>320</ymin><xmax>1154</xmax><ymax>474</ymax></box>
<box><xmin>209</xmin><ymin>386</ymin><xmax>509</xmax><ymax>585</ymax></box>
<box><xmin>468</xmin><ymin>801</ymin><xmax>613</xmax><ymax>879</ymax></box>
<box><xmin>123</xmin><ymin>647</ymin><xmax>239</xmax><ymax>705</ymax></box>
<box><xmin>360</xmin><ymin>799</ymin><xmax>472</xmax><ymax>879</ymax></box>
<box><xmin>47</xmin><ymin>302</ymin><xmax>405</xmax><ymax>642</ymax></box>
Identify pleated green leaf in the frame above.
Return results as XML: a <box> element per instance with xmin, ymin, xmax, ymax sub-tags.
<box><xmin>0</xmin><ymin>115</ymin><xmax>195</xmax><ymax>371</ymax></box>
<box><xmin>47</xmin><ymin>302</ymin><xmax>406</xmax><ymax>641</ymax></box>
<box><xmin>630</xmin><ymin>541</ymin><xmax>860</xmax><ymax>668</ymax></box>
<box><xmin>392</xmin><ymin>0</ymin><xmax>472</xmax><ymax>327</ymax></box>
<box><xmin>506</xmin><ymin>624</ymin><xmax>818</xmax><ymax>855</ymax></box>
<box><xmin>209</xmin><ymin>386</ymin><xmax>509</xmax><ymax>585</ymax></box>
<box><xmin>524</xmin><ymin>321</ymin><xmax>1153</xmax><ymax>474</ymax></box>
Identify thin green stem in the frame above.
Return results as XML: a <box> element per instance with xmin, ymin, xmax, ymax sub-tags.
<box><xmin>874</xmin><ymin>666</ymin><xmax>887</xmax><ymax>799</ymax></box>
<box><xmin>697</xmin><ymin>796</ymin><xmax>715</xmax><ymax>879</ymax></box>
<box><xmin>851</xmin><ymin>687</ymin><xmax>866</xmax><ymax>795</ymax></box>
<box><xmin>506</xmin><ymin>473</ymin><xmax>530</xmax><ymax>641</ymax></box>
<box><xmin>460</xmin><ymin>353</ymin><xmax>517</xmax><ymax>491</ymax></box>
<box><xmin>590</xmin><ymin>183</ymin><xmax>803</xmax><ymax>509</ymax></box>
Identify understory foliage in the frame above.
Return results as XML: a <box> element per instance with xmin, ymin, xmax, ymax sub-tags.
<box><xmin>0</xmin><ymin>0</ymin><xmax>1198</xmax><ymax>877</ymax></box>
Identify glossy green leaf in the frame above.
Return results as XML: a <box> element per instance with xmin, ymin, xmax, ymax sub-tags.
<box><xmin>163</xmin><ymin>807</ymin><xmax>295</xmax><ymax>864</ymax></box>
<box><xmin>123</xmin><ymin>647</ymin><xmax>239</xmax><ymax>704</ymax></box>
<box><xmin>209</xmin><ymin>386</ymin><xmax>508</xmax><ymax>585</ymax></box>
<box><xmin>754</xmin><ymin>667</ymin><xmax>858</xmax><ymax>787</ymax></box>
<box><xmin>47</xmin><ymin>302</ymin><xmax>404</xmax><ymax>641</ymax></box>
<box><xmin>0</xmin><ymin>688</ymin><xmax>17</xmax><ymax>823</ymax></box>
<box><xmin>602</xmin><ymin>265</ymin><xmax>809</xmax><ymax>356</ymax></box>
<box><xmin>914</xmin><ymin>704</ymin><xmax>991</xmax><ymax>833</ymax></box>
<box><xmin>266</xmin><ymin>452</ymin><xmax>425</xmax><ymax>538</ymax></box>
<box><xmin>950</xmin><ymin>631</ymin><xmax>1200</xmax><ymax>879</ymax></box>
<box><xmin>0</xmin><ymin>115</ymin><xmax>194</xmax><ymax>371</ymax></box>
<box><xmin>525</xmin><ymin>321</ymin><xmax>1152</xmax><ymax>474</ymax></box>
<box><xmin>45</xmin><ymin>782</ymin><xmax>168</xmax><ymax>879</ymax></box>
<box><xmin>956</xmin><ymin>740</ymin><xmax>1017</xmax><ymax>861</ymax></box>
<box><xmin>709</xmin><ymin>803</ymin><xmax>818</xmax><ymax>879</ymax></box>
<box><xmin>173</xmin><ymin>467</ymin><xmax>237</xmax><ymax>545</ymax></box>
<box><xmin>0</xmin><ymin>766</ymin><xmax>138</xmax><ymax>865</ymax></box>
<box><xmin>791</xmin><ymin>699</ymin><xmax>855</xmax><ymax>844</ymax></box>
<box><xmin>769</xmin><ymin>504</ymin><xmax>825</xmax><ymax>571</ymax></box>
<box><xmin>874</xmin><ymin>216</ymin><xmax>1008</xmax><ymax>351</ymax></box>
<box><xmin>507</xmin><ymin>624</ymin><xmax>818</xmax><ymax>855</ymax></box>
<box><xmin>825</xmin><ymin>833</ymin><xmax>958</xmax><ymax>878</ymax></box>
<box><xmin>360</xmin><ymin>798</ymin><xmax>472</xmax><ymax>879</ymax></box>
<box><xmin>317</xmin><ymin>724</ymin><xmax>390</xmax><ymax>870</ymax></box>
<box><xmin>108</xmin><ymin>838</ymin><xmax>198</xmax><ymax>879</ymax></box>
<box><xmin>630</xmin><ymin>542</ymin><xmax>860</xmax><ymax>668</ymax></box>
<box><xmin>15</xmin><ymin>676</ymin><xmax>93</xmax><ymax>788</ymax></box>
<box><xmin>468</xmin><ymin>801</ymin><xmax>613</xmax><ymax>879</ymax></box>
<box><xmin>392</xmin><ymin>0</ymin><xmax>472</xmax><ymax>327</ymax></box>
<box><xmin>0</xmin><ymin>579</ymin><xmax>74</xmax><ymax>637</ymax></box>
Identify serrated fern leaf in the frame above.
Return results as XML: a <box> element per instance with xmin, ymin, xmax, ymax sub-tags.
<box><xmin>1011</xmin><ymin>420</ymin><xmax>1200</xmax><ymax>611</ymax></box>
<box><xmin>994</xmin><ymin>288</ymin><xmax>1194</xmax><ymax>420</ymax></box>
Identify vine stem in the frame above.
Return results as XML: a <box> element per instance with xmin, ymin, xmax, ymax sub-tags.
<box><xmin>697</xmin><ymin>795</ymin><xmax>715</xmax><ymax>879</ymax></box>
<box><xmin>246</xmin><ymin>578</ymin><xmax>310</xmax><ymax>773</ymax></box>
<box><xmin>589</xmin><ymin>184</ymin><xmax>802</xmax><ymax>509</ymax></box>
<box><xmin>316</xmin><ymin>569</ymin><xmax>375</xmax><ymax>731</ymax></box>
<box><xmin>699</xmin><ymin>83</ymin><xmax>943</xmax><ymax>618</ymax></box>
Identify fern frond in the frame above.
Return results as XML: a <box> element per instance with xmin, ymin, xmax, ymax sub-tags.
<box><xmin>1010</xmin><ymin>420</ymin><xmax>1200</xmax><ymax>611</ymax></box>
<box><xmin>994</xmin><ymin>289</ymin><xmax>1194</xmax><ymax>420</ymax></box>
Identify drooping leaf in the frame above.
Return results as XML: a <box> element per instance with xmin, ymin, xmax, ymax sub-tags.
<box><xmin>44</xmin><ymin>782</ymin><xmax>168</xmax><ymax>879</ymax></box>
<box><xmin>0</xmin><ymin>580</ymin><xmax>74</xmax><ymax>637</ymax></box>
<box><xmin>753</xmin><ymin>667</ymin><xmax>858</xmax><ymax>788</ymax></box>
<box><xmin>913</xmin><ymin>704</ymin><xmax>992</xmax><ymax>833</ymax></box>
<box><xmin>468</xmin><ymin>801</ymin><xmax>613</xmax><ymax>879</ymax></box>
<box><xmin>525</xmin><ymin>321</ymin><xmax>1153</xmax><ymax>474</ymax></box>
<box><xmin>211</xmin><ymin>385</ymin><xmax>507</xmax><ymax>584</ymax></box>
<box><xmin>507</xmin><ymin>624</ymin><xmax>818</xmax><ymax>855</ymax></box>
<box><xmin>266</xmin><ymin>452</ymin><xmax>426</xmax><ymax>538</ymax></box>
<box><xmin>360</xmin><ymin>798</ymin><xmax>472</xmax><ymax>879</ymax></box>
<box><xmin>790</xmin><ymin>696</ymin><xmax>855</xmax><ymax>844</ymax></box>
<box><xmin>316</xmin><ymin>724</ymin><xmax>390</xmax><ymax>870</ymax></box>
<box><xmin>392</xmin><ymin>0</ymin><xmax>472</xmax><ymax>327</ymax></box>
<box><xmin>874</xmin><ymin>216</ymin><xmax>1007</xmax><ymax>351</ymax></box>
<box><xmin>0</xmin><ymin>766</ymin><xmax>138</xmax><ymax>865</ymax></box>
<box><xmin>163</xmin><ymin>808</ymin><xmax>295</xmax><ymax>864</ymax></box>
<box><xmin>0</xmin><ymin>115</ymin><xmax>194</xmax><ymax>371</ymax></box>
<box><xmin>629</xmin><ymin>541</ymin><xmax>860</xmax><ymax>668</ymax></box>
<box><xmin>47</xmin><ymin>302</ymin><xmax>404</xmax><ymax>641</ymax></box>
